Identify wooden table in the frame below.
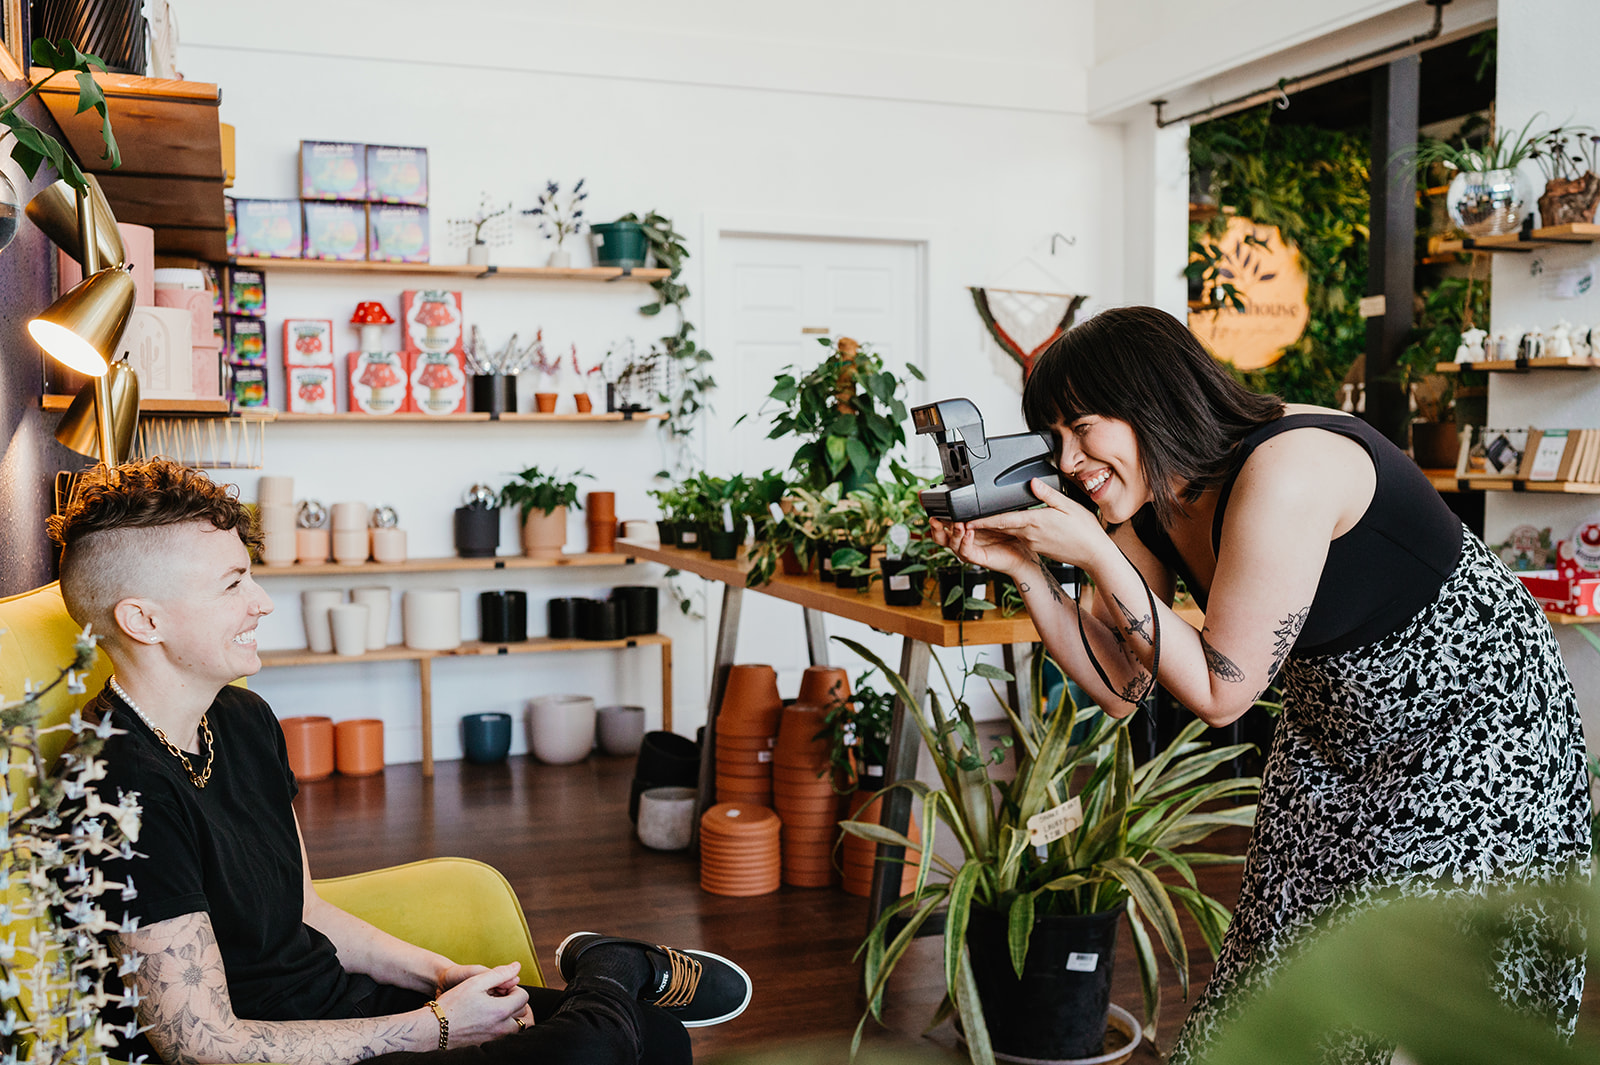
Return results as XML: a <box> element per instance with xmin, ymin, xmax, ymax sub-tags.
<box><xmin>620</xmin><ymin>540</ymin><xmax>1043</xmax><ymax>926</ymax></box>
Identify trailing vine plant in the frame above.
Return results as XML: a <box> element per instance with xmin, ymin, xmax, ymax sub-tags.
<box><xmin>618</xmin><ymin>211</ymin><xmax>715</xmax><ymax>477</ymax></box>
<box><xmin>3</xmin><ymin>39</ymin><xmax>121</xmax><ymax>194</ymax></box>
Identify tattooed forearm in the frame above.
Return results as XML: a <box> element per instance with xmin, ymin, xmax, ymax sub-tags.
<box><xmin>1110</xmin><ymin>593</ymin><xmax>1153</xmax><ymax>645</ymax></box>
<box><xmin>1034</xmin><ymin>556</ymin><xmax>1066</xmax><ymax>604</ymax></box>
<box><xmin>1116</xmin><ymin>670</ymin><xmax>1152</xmax><ymax>704</ymax></box>
<box><xmin>115</xmin><ymin>914</ymin><xmax>426</xmax><ymax>1065</ymax></box>
<box><xmin>1200</xmin><ymin>628</ymin><xmax>1246</xmax><ymax>683</ymax></box>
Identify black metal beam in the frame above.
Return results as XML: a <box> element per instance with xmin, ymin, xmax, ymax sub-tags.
<box><xmin>1364</xmin><ymin>55</ymin><xmax>1420</xmax><ymax>448</ymax></box>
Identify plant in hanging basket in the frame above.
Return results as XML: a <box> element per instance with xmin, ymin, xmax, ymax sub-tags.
<box><xmin>836</xmin><ymin>637</ymin><xmax>1257</xmax><ymax>1063</ymax></box>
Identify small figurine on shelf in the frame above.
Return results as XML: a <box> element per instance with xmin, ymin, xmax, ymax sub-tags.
<box><xmin>523</xmin><ymin>178</ymin><xmax>587</xmax><ymax>268</ymax></box>
<box><xmin>570</xmin><ymin>344</ymin><xmax>602</xmax><ymax>413</ymax></box>
<box><xmin>530</xmin><ymin>330</ymin><xmax>562</xmax><ymax>412</ymax></box>
<box><xmin>349</xmin><ymin>302</ymin><xmax>409</xmax><ymax>415</ymax></box>
<box><xmin>1455</xmin><ymin>327</ymin><xmax>1487</xmax><ymax>364</ymax></box>
<box><xmin>449</xmin><ymin>192</ymin><xmax>514</xmax><ymax>267</ymax></box>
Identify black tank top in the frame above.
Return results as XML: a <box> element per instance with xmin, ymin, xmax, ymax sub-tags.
<box><xmin>1131</xmin><ymin>412</ymin><xmax>1463</xmax><ymax>656</ymax></box>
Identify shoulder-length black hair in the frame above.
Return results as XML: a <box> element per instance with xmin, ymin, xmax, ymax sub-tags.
<box><xmin>1022</xmin><ymin>305</ymin><xmax>1285</xmax><ymax>528</ymax></box>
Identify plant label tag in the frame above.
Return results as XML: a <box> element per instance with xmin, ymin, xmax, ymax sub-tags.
<box><xmin>1065</xmin><ymin>952</ymin><xmax>1099</xmax><ymax>973</ymax></box>
<box><xmin>889</xmin><ymin>575</ymin><xmax>912</xmax><ymax>591</ymax></box>
<box><xmin>1026</xmin><ymin>796</ymin><xmax>1083</xmax><ymax>846</ymax></box>
<box><xmin>886</xmin><ymin>523</ymin><xmax>910</xmax><ymax>560</ymax></box>
<box><xmin>682</xmin><ymin>530</ymin><xmax>698</xmax><ymax>544</ymax></box>
<box><xmin>973</xmin><ymin>583</ymin><xmax>987</xmax><ymax>600</ymax></box>
<box><xmin>757</xmin><ymin>750</ymin><xmax>772</xmax><ymax>763</ymax></box>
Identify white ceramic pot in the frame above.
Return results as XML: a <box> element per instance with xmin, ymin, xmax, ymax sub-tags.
<box><xmin>256</xmin><ymin>475</ymin><xmax>294</xmax><ymax>505</ymax></box>
<box><xmin>301</xmin><ymin>589</ymin><xmax>345</xmax><ymax>653</ymax></box>
<box><xmin>526</xmin><ymin>694</ymin><xmax>596</xmax><ymax>765</ymax></box>
<box><xmin>403</xmin><ymin>589</ymin><xmax>461</xmax><ymax>650</ymax></box>
<box><xmin>371</xmin><ymin>527</ymin><xmax>407</xmax><ymax>564</ymax></box>
<box><xmin>637</xmin><ymin>786</ymin><xmax>697</xmax><ymax>850</ymax></box>
<box><xmin>349</xmin><ymin>586</ymin><xmax>391</xmax><ymax>650</ymax></box>
<box><xmin>596</xmin><ymin>705</ymin><xmax>646</xmax><ymax>756</ymax></box>
<box><xmin>467</xmin><ymin>242</ymin><xmax>490</xmax><ymax>266</ymax></box>
<box><xmin>328</xmin><ymin>603</ymin><xmax>370</xmax><ymax>657</ymax></box>
<box><xmin>547</xmin><ymin>248</ymin><xmax>572</xmax><ymax>268</ymax></box>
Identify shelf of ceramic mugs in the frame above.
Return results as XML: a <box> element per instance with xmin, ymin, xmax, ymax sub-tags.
<box><xmin>258</xmin><ymin>632</ymin><xmax>670</xmax><ymax>668</ymax></box>
<box><xmin>266</xmin><ymin>410</ymin><xmax>667</xmax><ymax>423</ymax></box>
<box><xmin>231</xmin><ymin>257</ymin><xmax>670</xmax><ymax>283</ymax></box>
<box><xmin>1431</xmin><ymin>222</ymin><xmax>1600</xmax><ymax>255</ymax></box>
<box><xmin>254</xmin><ymin>552</ymin><xmax>639</xmax><ymax>576</ymax></box>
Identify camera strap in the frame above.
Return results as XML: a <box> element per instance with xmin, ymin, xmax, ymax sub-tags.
<box><xmin>1074</xmin><ymin>551</ymin><xmax>1161</xmax><ymax>707</ymax></box>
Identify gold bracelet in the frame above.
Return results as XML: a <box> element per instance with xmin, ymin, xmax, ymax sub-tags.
<box><xmin>424</xmin><ymin>999</ymin><xmax>448</xmax><ymax>1050</ymax></box>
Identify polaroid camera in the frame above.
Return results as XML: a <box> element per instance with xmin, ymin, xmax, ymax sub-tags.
<box><xmin>913</xmin><ymin>398</ymin><xmax>1083</xmax><ymax>521</ymax></box>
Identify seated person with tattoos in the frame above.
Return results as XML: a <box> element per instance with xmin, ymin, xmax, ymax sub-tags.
<box><xmin>52</xmin><ymin>460</ymin><xmax>751</xmax><ymax>1065</ymax></box>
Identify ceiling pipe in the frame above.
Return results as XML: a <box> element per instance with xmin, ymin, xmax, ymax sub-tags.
<box><xmin>1152</xmin><ymin>0</ymin><xmax>1452</xmax><ymax>129</ymax></box>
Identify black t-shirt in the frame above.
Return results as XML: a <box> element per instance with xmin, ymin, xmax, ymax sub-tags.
<box><xmin>82</xmin><ymin>684</ymin><xmax>375</xmax><ymax>1060</ymax></box>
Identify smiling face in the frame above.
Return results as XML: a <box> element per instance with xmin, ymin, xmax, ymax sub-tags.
<box><xmin>148</xmin><ymin>523</ymin><xmax>275</xmax><ymax>687</ymax></box>
<box><xmin>1051</xmin><ymin>414</ymin><xmax>1149</xmax><ymax>524</ymax></box>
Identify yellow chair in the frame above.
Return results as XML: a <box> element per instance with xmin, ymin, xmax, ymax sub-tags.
<box><xmin>0</xmin><ymin>582</ymin><xmax>542</xmax><ymax>1060</ymax></box>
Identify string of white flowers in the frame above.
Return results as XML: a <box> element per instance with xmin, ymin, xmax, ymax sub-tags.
<box><xmin>0</xmin><ymin>624</ymin><xmax>144</xmax><ymax>1065</ymax></box>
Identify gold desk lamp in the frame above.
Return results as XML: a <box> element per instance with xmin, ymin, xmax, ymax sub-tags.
<box><xmin>26</xmin><ymin>175</ymin><xmax>138</xmax><ymax>465</ymax></box>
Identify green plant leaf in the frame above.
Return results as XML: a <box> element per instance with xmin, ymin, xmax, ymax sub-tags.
<box><xmin>1125</xmin><ymin>902</ymin><xmax>1161</xmax><ymax>1041</ymax></box>
<box><xmin>971</xmin><ymin>662</ymin><xmax>1013</xmax><ymax>682</ymax></box>
<box><xmin>1006</xmin><ymin>892</ymin><xmax>1035</xmax><ymax>978</ymax></box>
<box><xmin>1100</xmin><ymin>856</ymin><xmax>1188</xmax><ymax>994</ymax></box>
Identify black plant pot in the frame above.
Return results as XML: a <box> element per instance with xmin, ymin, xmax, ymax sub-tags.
<box><xmin>471</xmin><ymin>373</ymin><xmax>518</xmax><ymax>417</ymax></box>
<box><xmin>454</xmin><ymin>506</ymin><xmax>500</xmax><ymax>558</ymax></box>
<box><xmin>966</xmin><ymin>906</ymin><xmax>1121</xmax><ymax>1060</ymax></box>
<box><xmin>656</xmin><ymin>520</ymin><xmax>679</xmax><ymax>544</ymax></box>
<box><xmin>832</xmin><ymin>543</ymin><xmax>873</xmax><ymax>590</ymax></box>
<box><xmin>674</xmin><ymin>522</ymin><xmax>704</xmax><ymax>550</ymax></box>
<box><xmin>631</xmin><ymin>730</ymin><xmax>702</xmax><ymax>823</ymax></box>
<box><xmin>578</xmin><ymin>598</ymin><xmax>624</xmax><ymax>640</ymax></box>
<box><xmin>478</xmin><ymin>590</ymin><xmax>528</xmax><ymax>643</ymax></box>
<box><xmin>937</xmin><ymin>566</ymin><xmax>990</xmax><ymax>621</ymax></box>
<box><xmin>547</xmin><ymin>597</ymin><xmax>580</xmax><ymax>639</ymax></box>
<box><xmin>611</xmin><ymin>586</ymin><xmax>660</xmax><ymax>635</ymax></box>
<box><xmin>705</xmin><ymin>529</ymin><xmax>743</xmax><ymax>560</ymax></box>
<box><xmin>879</xmin><ymin>557</ymin><xmax>924</xmax><ymax>607</ymax></box>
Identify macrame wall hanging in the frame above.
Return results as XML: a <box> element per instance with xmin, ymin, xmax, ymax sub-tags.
<box><xmin>970</xmin><ymin>286</ymin><xmax>1087</xmax><ymax>378</ymax></box>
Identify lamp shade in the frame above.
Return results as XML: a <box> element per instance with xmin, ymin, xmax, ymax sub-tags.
<box><xmin>54</xmin><ymin>360</ymin><xmax>140</xmax><ymax>462</ymax></box>
<box><xmin>24</xmin><ymin>174</ymin><xmax>125</xmax><ymax>268</ymax></box>
<box><xmin>28</xmin><ymin>267</ymin><xmax>137</xmax><ymax>376</ymax></box>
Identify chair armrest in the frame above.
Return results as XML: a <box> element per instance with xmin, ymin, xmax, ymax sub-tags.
<box><xmin>313</xmin><ymin>856</ymin><xmax>544</xmax><ymax>986</ymax></box>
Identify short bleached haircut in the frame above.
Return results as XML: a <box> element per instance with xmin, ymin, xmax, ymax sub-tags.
<box><xmin>49</xmin><ymin>461</ymin><xmax>259</xmax><ymax>640</ymax></box>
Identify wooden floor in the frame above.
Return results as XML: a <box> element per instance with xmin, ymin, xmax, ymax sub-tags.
<box><xmin>294</xmin><ymin>753</ymin><xmax>1598</xmax><ymax>1063</ymax></box>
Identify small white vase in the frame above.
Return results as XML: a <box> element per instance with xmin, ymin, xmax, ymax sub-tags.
<box><xmin>547</xmin><ymin>248</ymin><xmax>572</xmax><ymax>268</ymax></box>
<box><xmin>467</xmin><ymin>242</ymin><xmax>490</xmax><ymax>266</ymax></box>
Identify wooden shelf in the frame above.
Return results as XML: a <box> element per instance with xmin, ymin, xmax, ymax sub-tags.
<box><xmin>1455</xmin><ymin>478</ymin><xmax>1600</xmax><ymax>494</ymax></box>
<box><xmin>255</xmin><ymin>552</ymin><xmax>638</xmax><ymax>577</ymax></box>
<box><xmin>33</xmin><ymin>69</ymin><xmax>226</xmax><ymax>260</ymax></box>
<box><xmin>1544</xmin><ymin>612</ymin><xmax>1600</xmax><ymax>626</ymax></box>
<box><xmin>267</xmin><ymin>411</ymin><xmax>664</xmax><ymax>423</ymax></box>
<box><xmin>1436</xmin><ymin>358</ymin><xmax>1598</xmax><ymax>373</ymax></box>
<box><xmin>1420</xmin><ymin>468</ymin><xmax>1467</xmax><ymax>493</ymax></box>
<box><xmin>259</xmin><ymin>632</ymin><xmax>669</xmax><ymax>668</ymax></box>
<box><xmin>42</xmin><ymin>394</ymin><xmax>233</xmax><ymax>415</ymax></box>
<box><xmin>231</xmin><ymin>258</ymin><xmax>670</xmax><ymax>282</ymax></box>
<box><xmin>1431</xmin><ymin>223</ymin><xmax>1600</xmax><ymax>255</ymax></box>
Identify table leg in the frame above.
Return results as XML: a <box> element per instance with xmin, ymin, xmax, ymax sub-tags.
<box><xmin>659</xmin><ymin>638</ymin><xmax>674</xmax><ymax>734</ymax></box>
<box><xmin>803</xmin><ymin>607</ymin><xmax>830</xmax><ymax>666</ymax></box>
<box><xmin>693</xmin><ymin>583</ymin><xmax>744</xmax><ymax>846</ymax></box>
<box><xmin>419</xmin><ymin>656</ymin><xmax>434</xmax><ymax>778</ymax></box>
<box><xmin>868</xmin><ymin>637</ymin><xmax>931</xmax><ymax>928</ymax></box>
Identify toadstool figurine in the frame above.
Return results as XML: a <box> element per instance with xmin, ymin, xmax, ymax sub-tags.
<box><xmin>351</xmin><ymin>301</ymin><xmax>395</xmax><ymax>352</ymax></box>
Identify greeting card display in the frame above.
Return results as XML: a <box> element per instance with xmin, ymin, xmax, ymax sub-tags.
<box><xmin>411</xmin><ymin>350</ymin><xmax>467</xmax><ymax>415</ymax></box>
<box><xmin>303</xmin><ymin>202</ymin><xmax>368</xmax><ymax>261</ymax></box>
<box><xmin>283</xmin><ymin>319</ymin><xmax>335</xmax><ymax>365</ymax></box>
<box><xmin>368</xmin><ymin>205</ymin><xmax>430</xmax><ymax>263</ymax></box>
<box><xmin>401</xmin><ymin>290</ymin><xmax>464</xmax><ymax>354</ymax></box>
<box><xmin>300</xmin><ymin>141</ymin><xmax>367</xmax><ymax>201</ymax></box>
<box><xmin>231</xmin><ymin>199</ymin><xmax>302</xmax><ymax>259</ymax></box>
<box><xmin>349</xmin><ymin>351</ymin><xmax>412</xmax><ymax>415</ymax></box>
<box><xmin>231</xmin><ymin>364</ymin><xmax>268</xmax><ymax>408</ymax></box>
<box><xmin>228</xmin><ymin>318</ymin><xmax>267</xmax><ymax>365</ymax></box>
<box><xmin>366</xmin><ymin>145</ymin><xmax>428</xmax><ymax>205</ymax></box>
<box><xmin>288</xmin><ymin>364</ymin><xmax>337</xmax><ymax>414</ymax></box>
<box><xmin>227</xmin><ymin>268</ymin><xmax>267</xmax><ymax>316</ymax></box>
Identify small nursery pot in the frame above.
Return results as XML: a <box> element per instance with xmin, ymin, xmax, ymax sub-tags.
<box><xmin>705</xmin><ymin>528</ymin><xmax>743</xmax><ymax>560</ymax></box>
<box><xmin>831</xmin><ymin>543</ymin><xmax>873</xmax><ymax>590</ymax></box>
<box><xmin>879</xmin><ymin>557</ymin><xmax>924</xmax><ymax>607</ymax></box>
<box><xmin>656</xmin><ymin>519</ymin><xmax>679</xmax><ymax>544</ymax></box>
<box><xmin>462</xmin><ymin>712</ymin><xmax>513</xmax><ymax>764</ymax></box>
<box><xmin>674</xmin><ymin>522</ymin><xmax>703</xmax><ymax>550</ymax></box>
<box><xmin>937</xmin><ymin>566</ymin><xmax>991</xmax><ymax>621</ymax></box>
<box><xmin>611</xmin><ymin>586</ymin><xmax>660</xmax><ymax>635</ymax></box>
<box><xmin>471</xmin><ymin>373</ymin><xmax>517</xmax><ymax>417</ymax></box>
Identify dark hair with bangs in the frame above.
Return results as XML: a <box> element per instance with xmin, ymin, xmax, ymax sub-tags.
<box><xmin>1022</xmin><ymin>305</ymin><xmax>1285</xmax><ymax>528</ymax></box>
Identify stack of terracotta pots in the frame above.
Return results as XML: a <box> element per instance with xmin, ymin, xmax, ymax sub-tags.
<box><xmin>698</xmin><ymin>803</ymin><xmax>782</xmax><ymax>896</ymax></box>
<box><xmin>586</xmin><ymin>492</ymin><xmax>616</xmax><ymax>553</ymax></box>
<box><xmin>841</xmin><ymin>789</ymin><xmax>921</xmax><ymax>898</ymax></box>
<box><xmin>714</xmin><ymin>664</ymin><xmax>783</xmax><ymax>807</ymax></box>
<box><xmin>772</xmin><ymin>702</ymin><xmax>842</xmax><ymax>886</ymax></box>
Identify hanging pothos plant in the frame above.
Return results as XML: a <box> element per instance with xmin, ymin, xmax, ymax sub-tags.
<box><xmin>3</xmin><ymin>39</ymin><xmax>122</xmax><ymax>193</ymax></box>
<box><xmin>618</xmin><ymin>211</ymin><xmax>715</xmax><ymax>477</ymax></box>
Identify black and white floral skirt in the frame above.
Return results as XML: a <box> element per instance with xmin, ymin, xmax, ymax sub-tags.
<box><xmin>1169</xmin><ymin>530</ymin><xmax>1592</xmax><ymax>1064</ymax></box>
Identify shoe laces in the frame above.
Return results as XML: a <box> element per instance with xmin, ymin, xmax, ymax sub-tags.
<box><xmin>653</xmin><ymin>946</ymin><xmax>702</xmax><ymax>1008</ymax></box>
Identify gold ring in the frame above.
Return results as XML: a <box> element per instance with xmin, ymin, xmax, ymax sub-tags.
<box><xmin>514</xmin><ymin>1018</ymin><xmax>526</xmax><ymax>1032</ymax></box>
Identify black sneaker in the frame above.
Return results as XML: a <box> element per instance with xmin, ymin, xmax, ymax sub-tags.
<box><xmin>555</xmin><ymin>931</ymin><xmax>753</xmax><ymax>1028</ymax></box>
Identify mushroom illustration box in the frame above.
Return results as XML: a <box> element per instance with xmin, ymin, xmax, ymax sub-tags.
<box><xmin>287</xmin><ymin>364</ymin><xmax>337</xmax><ymax>414</ymax></box>
<box><xmin>349</xmin><ymin>351</ymin><xmax>414</xmax><ymax>415</ymax></box>
<box><xmin>400</xmin><ymin>289</ymin><xmax>464</xmax><ymax>355</ymax></box>
<box><xmin>410</xmin><ymin>350</ymin><xmax>467</xmax><ymax>415</ymax></box>
<box><xmin>283</xmin><ymin>319</ymin><xmax>335</xmax><ymax>366</ymax></box>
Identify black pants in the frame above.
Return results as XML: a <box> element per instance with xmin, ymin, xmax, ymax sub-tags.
<box><xmin>356</xmin><ymin>980</ymin><xmax>692</xmax><ymax>1065</ymax></box>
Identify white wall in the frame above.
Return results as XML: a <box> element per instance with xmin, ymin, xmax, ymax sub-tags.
<box><xmin>172</xmin><ymin>0</ymin><xmax>1112</xmax><ymax>762</ymax></box>
<box><xmin>1482</xmin><ymin>0</ymin><xmax>1600</xmax><ymax>752</ymax></box>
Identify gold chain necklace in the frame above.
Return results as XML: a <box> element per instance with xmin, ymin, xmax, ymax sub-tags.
<box><xmin>108</xmin><ymin>676</ymin><xmax>214</xmax><ymax>789</ymax></box>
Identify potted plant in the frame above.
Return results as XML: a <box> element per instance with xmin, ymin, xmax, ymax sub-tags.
<box><xmin>591</xmin><ymin>216</ymin><xmax>651</xmax><ymax>268</ymax></box>
<box><xmin>752</xmin><ymin>336</ymin><xmax>922</xmax><ymax>493</ymax></box>
<box><xmin>529</xmin><ymin>331</ymin><xmax>562</xmax><ymax>413</ymax></box>
<box><xmin>1402</xmin><ymin>114</ymin><xmax>1559</xmax><ymax>237</ymax></box>
<box><xmin>1530</xmin><ymin>126</ymin><xmax>1600</xmax><ymax>226</ymax></box>
<box><xmin>647</xmin><ymin>482</ymin><xmax>688</xmax><ymax>544</ymax></box>
<box><xmin>784</xmin><ymin>483</ymin><xmax>849</xmax><ymax>583</ymax></box>
<box><xmin>448</xmin><ymin>192</ymin><xmax>513</xmax><ymax>266</ymax></box>
<box><xmin>837</xmin><ymin>638</ymin><xmax>1258</xmax><ymax>1064</ymax></box>
<box><xmin>523</xmin><ymin>178</ymin><xmax>587</xmax><ymax>267</ymax></box>
<box><xmin>499</xmin><ymin>464</ymin><xmax>592</xmax><ymax>558</ymax></box>
<box><xmin>1397</xmin><ymin>275</ymin><xmax>1490</xmax><ymax>469</ymax></box>
<box><xmin>829</xmin><ymin>468</ymin><xmax>933</xmax><ymax>598</ymax></box>
<box><xmin>697</xmin><ymin>473</ymin><xmax>751</xmax><ymax>560</ymax></box>
<box><xmin>813</xmin><ymin>668</ymin><xmax>894</xmax><ymax>794</ymax></box>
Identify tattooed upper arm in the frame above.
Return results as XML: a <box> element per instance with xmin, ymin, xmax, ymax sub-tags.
<box><xmin>112</xmin><ymin>911</ymin><xmax>237</xmax><ymax>1064</ymax></box>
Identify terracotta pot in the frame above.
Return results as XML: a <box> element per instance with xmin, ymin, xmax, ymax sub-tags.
<box><xmin>796</xmin><ymin>665</ymin><xmax>850</xmax><ymax>707</ymax></box>
<box><xmin>714</xmin><ymin>758</ymin><xmax>773</xmax><ymax>780</ymax></box>
<box><xmin>521</xmin><ymin>506</ymin><xmax>567</xmax><ymax>558</ymax></box>
<box><xmin>775</xmin><ymin>702</ymin><xmax>831</xmax><ymax>763</ymax></box>
<box><xmin>700</xmin><ymin>803</ymin><xmax>781</xmax><ymax>836</ymax></box>
<box><xmin>587</xmin><ymin>521</ymin><xmax>617</xmax><ymax>554</ymax></box>
<box><xmin>841</xmin><ymin>791</ymin><xmax>922</xmax><ymax>898</ymax></box>
<box><xmin>334</xmin><ymin>718</ymin><xmax>384</xmax><ymax>776</ymax></box>
<box><xmin>716</xmin><ymin>785</ymin><xmax>772</xmax><ymax>806</ymax></box>
<box><xmin>714</xmin><ymin>735</ymin><xmax>775</xmax><ymax>752</ymax></box>
<box><xmin>775</xmin><ymin>809</ymin><xmax>844</xmax><ymax>830</ymax></box>
<box><xmin>574</xmin><ymin>393</ymin><xmax>593</xmax><ymax>414</ymax></box>
<box><xmin>772</xmin><ymin>766</ymin><xmax>832</xmax><ymax>787</ymax></box>
<box><xmin>586</xmin><ymin>491</ymin><xmax>616</xmax><ymax>519</ymax></box>
<box><xmin>776</xmin><ymin>793</ymin><xmax>845</xmax><ymax>816</ymax></box>
<box><xmin>780</xmin><ymin>545</ymin><xmax>806</xmax><ymax>576</ymax></box>
<box><xmin>715</xmin><ymin>664</ymin><xmax>783</xmax><ymax>737</ymax></box>
<box><xmin>534</xmin><ymin>392</ymin><xmax>558</xmax><ymax>413</ymax></box>
<box><xmin>280</xmin><ymin>716</ymin><xmax>335</xmax><ymax>781</ymax></box>
<box><xmin>781</xmin><ymin>825</ymin><xmax>840</xmax><ymax>845</ymax></box>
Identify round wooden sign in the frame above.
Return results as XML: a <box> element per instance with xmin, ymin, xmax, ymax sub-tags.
<box><xmin>1188</xmin><ymin>218</ymin><xmax>1310</xmax><ymax>371</ymax></box>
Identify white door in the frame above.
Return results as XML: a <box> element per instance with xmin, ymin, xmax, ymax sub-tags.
<box><xmin>710</xmin><ymin>233</ymin><xmax>924</xmax><ymax>696</ymax></box>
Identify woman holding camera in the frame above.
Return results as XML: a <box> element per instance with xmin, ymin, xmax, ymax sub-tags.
<box><xmin>931</xmin><ymin>305</ymin><xmax>1589</xmax><ymax>1062</ymax></box>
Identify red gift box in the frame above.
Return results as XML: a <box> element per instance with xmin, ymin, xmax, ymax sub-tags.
<box><xmin>401</xmin><ymin>289</ymin><xmax>464</xmax><ymax>355</ymax></box>
<box><xmin>409</xmin><ymin>350</ymin><xmax>467</xmax><ymax>416</ymax></box>
<box><xmin>348</xmin><ymin>351</ymin><xmax>413</xmax><ymax>415</ymax></box>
